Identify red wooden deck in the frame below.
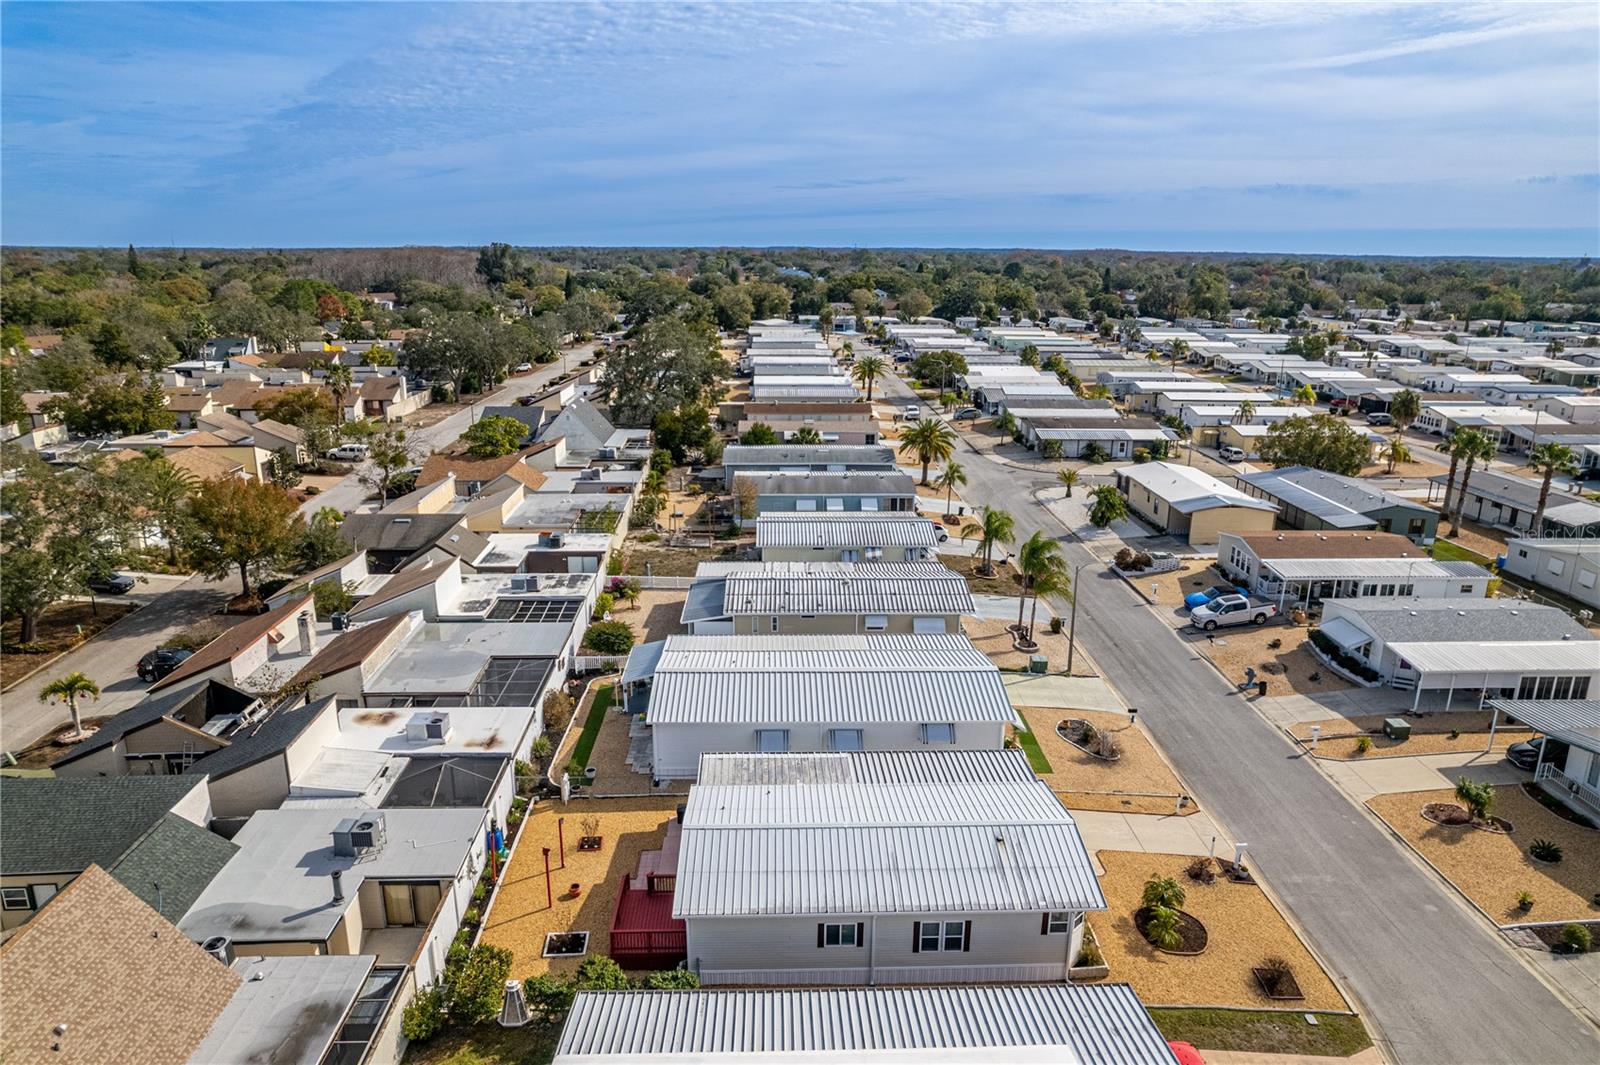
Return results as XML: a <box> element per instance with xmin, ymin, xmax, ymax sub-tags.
<box><xmin>609</xmin><ymin>874</ymin><xmax>686</xmax><ymax>969</ymax></box>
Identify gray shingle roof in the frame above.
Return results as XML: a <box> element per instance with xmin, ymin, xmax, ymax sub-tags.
<box><xmin>0</xmin><ymin>777</ymin><xmax>206</xmax><ymax>875</ymax></box>
<box><xmin>106</xmin><ymin>813</ymin><xmax>239</xmax><ymax>921</ymax></box>
<box><xmin>183</xmin><ymin>698</ymin><xmax>336</xmax><ymax>780</ymax></box>
<box><xmin>1239</xmin><ymin>466</ymin><xmax>1431</xmax><ymax>527</ymax></box>
<box><xmin>1330</xmin><ymin>597</ymin><xmax>1594</xmax><ymax>644</ymax></box>
<box><xmin>52</xmin><ymin>679</ymin><xmax>258</xmax><ymax>769</ymax></box>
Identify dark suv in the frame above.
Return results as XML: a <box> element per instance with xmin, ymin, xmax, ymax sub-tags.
<box><xmin>87</xmin><ymin>572</ymin><xmax>136</xmax><ymax>595</ymax></box>
<box><xmin>137</xmin><ymin>647</ymin><xmax>194</xmax><ymax>683</ymax></box>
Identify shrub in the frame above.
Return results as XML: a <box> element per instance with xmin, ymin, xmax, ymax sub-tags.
<box><xmin>594</xmin><ymin>591</ymin><xmax>615</xmax><ymax>617</ymax></box>
<box><xmin>446</xmin><ymin>944</ymin><xmax>514</xmax><ymax>1025</ymax></box>
<box><xmin>583</xmin><ymin>621</ymin><xmax>635</xmax><ymax>655</ymax></box>
<box><xmin>462</xmin><ymin>907</ymin><xmax>481</xmax><ymax>925</ymax></box>
<box><xmin>1081</xmin><ymin>442</ymin><xmax>1110</xmax><ymax>465</ymax></box>
<box><xmin>1132</xmin><ymin>551</ymin><xmax>1152</xmax><ymax>570</ymax></box>
<box><xmin>1075</xmin><ymin>938</ymin><xmax>1104</xmax><ymax>967</ymax></box>
<box><xmin>1145</xmin><ymin>905</ymin><xmax>1182</xmax><ymax>950</ymax></box>
<box><xmin>1141</xmin><ymin>874</ymin><xmax>1185</xmax><ymax>912</ymax></box>
<box><xmin>445</xmin><ymin>940</ymin><xmax>468</xmax><ymax>969</ymax></box>
<box><xmin>643</xmin><ymin>968</ymin><xmax>701</xmax><ymax>989</ymax></box>
<box><xmin>1185</xmin><ymin>856</ymin><xmax>1217</xmax><ymax>884</ymax></box>
<box><xmin>401</xmin><ymin>984</ymin><xmax>447</xmax><ymax>1042</ymax></box>
<box><xmin>543</xmin><ymin>690</ymin><xmax>576</xmax><ymax>734</ymax></box>
<box><xmin>1077</xmin><ymin>721</ymin><xmax>1098</xmax><ymax>745</ymax></box>
<box><xmin>524</xmin><ymin>973</ymin><xmax>576</xmax><ymax>1026</ymax></box>
<box><xmin>1530</xmin><ymin>838</ymin><xmax>1563</xmax><ymax>863</ymax></box>
<box><xmin>1449</xmin><ymin>728</ymin><xmax>1460</xmax><ymax>740</ymax></box>
<box><xmin>1454</xmin><ymin>777</ymin><xmax>1495</xmax><ymax>822</ymax></box>
<box><xmin>573</xmin><ymin>954</ymin><xmax>631</xmax><ymax>990</ymax></box>
<box><xmin>1560</xmin><ymin>924</ymin><xmax>1593</xmax><ymax>954</ymax></box>
<box><xmin>1131</xmin><ymin>447</ymin><xmax>1151</xmax><ymax>464</ymax></box>
<box><xmin>472</xmin><ymin>882</ymin><xmax>488</xmax><ymax>904</ymax></box>
<box><xmin>1517</xmin><ymin>890</ymin><xmax>1535</xmax><ymax>911</ymax></box>
<box><xmin>1114</xmin><ymin>547</ymin><xmax>1136</xmax><ymax>569</ymax></box>
<box><xmin>1040</xmin><ymin>439</ymin><xmax>1064</xmax><ymax>460</ymax></box>
<box><xmin>1258</xmin><ymin>956</ymin><xmax>1296</xmax><ymax>995</ymax></box>
<box><xmin>1354</xmin><ymin>736</ymin><xmax>1372</xmax><ymax>755</ymax></box>
<box><xmin>1096</xmin><ymin>730</ymin><xmax>1122</xmax><ymax>760</ymax></box>
<box><xmin>313</xmin><ymin>580</ymin><xmax>355</xmax><ymax>620</ymax></box>
<box><xmin>1305</xmin><ymin>629</ymin><xmax>1382</xmax><ymax>682</ymax></box>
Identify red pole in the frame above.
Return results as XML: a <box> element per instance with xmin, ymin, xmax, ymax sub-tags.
<box><xmin>543</xmin><ymin>847</ymin><xmax>552</xmax><ymax>909</ymax></box>
<box><xmin>558</xmin><ymin>817</ymin><xmax>566</xmax><ymax>868</ymax></box>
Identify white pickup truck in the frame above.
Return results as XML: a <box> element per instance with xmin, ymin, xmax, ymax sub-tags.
<box><xmin>1189</xmin><ymin>594</ymin><xmax>1277</xmax><ymax>631</ymax></box>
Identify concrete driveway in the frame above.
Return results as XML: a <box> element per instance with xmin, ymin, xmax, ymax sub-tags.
<box><xmin>2</xmin><ymin>572</ymin><xmax>238</xmax><ymax>753</ymax></box>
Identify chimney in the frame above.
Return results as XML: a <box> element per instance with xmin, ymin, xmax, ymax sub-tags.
<box><xmin>332</xmin><ymin>870</ymin><xmax>344</xmax><ymax>902</ymax></box>
<box><xmin>298</xmin><ymin>611</ymin><xmax>318</xmax><ymax>656</ymax></box>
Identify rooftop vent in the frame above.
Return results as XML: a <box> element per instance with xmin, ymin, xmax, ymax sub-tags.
<box><xmin>332</xmin><ymin>813</ymin><xmax>387</xmax><ymax>858</ymax></box>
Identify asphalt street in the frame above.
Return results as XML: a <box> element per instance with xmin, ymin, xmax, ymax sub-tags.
<box><xmin>883</xmin><ymin>368</ymin><xmax>1600</xmax><ymax>1064</ymax></box>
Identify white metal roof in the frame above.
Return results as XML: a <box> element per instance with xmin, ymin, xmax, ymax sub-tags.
<box><xmin>641</xmin><ymin>635</ymin><xmax>1015</xmax><ymax>726</ymax></box>
<box><xmin>709</xmin><ymin>562</ymin><xmax>974</xmax><ymax>616</ymax></box>
<box><xmin>674</xmin><ymin>751</ymin><xmax>1104</xmax><ymax>918</ymax></box>
<box><xmin>1388</xmin><ymin>641</ymin><xmax>1600</xmax><ymax>675</ymax></box>
<box><xmin>553</xmin><ymin>984</ymin><xmax>1177</xmax><ymax>1063</ymax></box>
<box><xmin>1486</xmin><ymin>699</ymin><xmax>1600</xmax><ymax>751</ymax></box>
<box><xmin>1264</xmin><ymin>558</ymin><xmax>1487</xmax><ymax>580</ymax></box>
<box><xmin>1120</xmin><ymin>461</ymin><xmax>1277</xmax><ymax>514</ymax></box>
<box><xmin>755</xmin><ymin>513</ymin><xmax>943</xmax><ymax>549</ymax></box>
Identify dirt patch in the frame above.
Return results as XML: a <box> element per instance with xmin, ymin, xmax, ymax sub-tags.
<box><xmin>965</xmin><ymin>617</ymin><xmax>1074</xmax><ymax>671</ymax></box>
<box><xmin>1017</xmin><ymin>707</ymin><xmax>1195</xmax><ymax>816</ymax></box>
<box><xmin>1092</xmin><ymin>851</ymin><xmax>1347</xmax><ymax>1010</ymax></box>
<box><xmin>617</xmin><ymin>542</ymin><xmax>746</xmax><ymax>578</ymax></box>
<box><xmin>611</xmin><ymin>589</ymin><xmax>689</xmax><ymax>646</ymax></box>
<box><xmin>1290</xmin><ymin>712</ymin><xmax>1532</xmax><ymax>760</ymax></box>
<box><xmin>7</xmin><ymin>715</ymin><xmax>119</xmax><ymax>769</ymax></box>
<box><xmin>2</xmin><ymin>600</ymin><xmax>140</xmax><ymax>689</ymax></box>
<box><xmin>353</xmin><ymin>710</ymin><xmax>400</xmax><ymax>726</ymax></box>
<box><xmin>1191</xmin><ymin>623</ymin><xmax>1350</xmax><ymax>696</ymax></box>
<box><xmin>940</xmin><ymin>552</ymin><xmax>1023</xmax><ymax>597</ymax></box>
<box><xmin>1368</xmin><ymin>786</ymin><xmax>1600</xmax><ymax>924</ymax></box>
<box><xmin>1422</xmin><ymin>801</ymin><xmax>1471</xmax><ymax>825</ymax></box>
<box><xmin>556</xmin><ymin>681</ymin><xmax>687</xmax><ymax>798</ymax></box>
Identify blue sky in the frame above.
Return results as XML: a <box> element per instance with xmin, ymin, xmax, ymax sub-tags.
<box><xmin>3</xmin><ymin>1</ymin><xmax>1597</xmax><ymax>255</ymax></box>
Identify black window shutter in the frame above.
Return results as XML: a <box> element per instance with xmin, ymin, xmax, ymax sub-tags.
<box><xmin>856</xmin><ymin>921</ymin><xmax>865</xmax><ymax>948</ymax></box>
<box><xmin>911</xmin><ymin>921</ymin><xmax>920</xmax><ymax>953</ymax></box>
<box><xmin>1040</xmin><ymin>913</ymin><xmax>1049</xmax><ymax>935</ymax></box>
<box><xmin>962</xmin><ymin>920</ymin><xmax>972</xmax><ymax>952</ymax></box>
<box><xmin>817</xmin><ymin>923</ymin><xmax>825</xmax><ymax>948</ymax></box>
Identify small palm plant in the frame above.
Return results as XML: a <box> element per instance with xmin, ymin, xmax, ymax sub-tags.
<box><xmin>1057</xmin><ymin>468</ymin><xmax>1080</xmax><ymax>498</ymax></box>
<box><xmin>39</xmin><ymin>671</ymin><xmax>101</xmax><ymax>741</ymax></box>
<box><xmin>934</xmin><ymin>460</ymin><xmax>967</xmax><ymax>519</ymax></box>
<box><xmin>1454</xmin><ymin>776</ymin><xmax>1495</xmax><ymax>823</ymax></box>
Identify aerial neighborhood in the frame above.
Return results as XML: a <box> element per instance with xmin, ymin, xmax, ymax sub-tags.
<box><xmin>3</xmin><ymin>244</ymin><xmax>1599</xmax><ymax>1065</ymax></box>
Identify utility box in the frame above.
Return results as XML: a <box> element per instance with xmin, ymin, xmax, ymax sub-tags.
<box><xmin>1383</xmin><ymin>717</ymin><xmax>1411</xmax><ymax>740</ymax></box>
<box><xmin>1029</xmin><ymin>655</ymin><xmax>1049</xmax><ymax>675</ymax></box>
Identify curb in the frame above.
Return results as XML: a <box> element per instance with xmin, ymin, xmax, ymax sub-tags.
<box><xmin>1</xmin><ymin>601</ymin><xmax>146</xmax><ymax>695</ymax></box>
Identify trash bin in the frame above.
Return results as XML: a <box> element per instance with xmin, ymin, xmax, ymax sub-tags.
<box><xmin>1256</xmin><ymin>680</ymin><xmax>1268</xmax><ymax>697</ymax></box>
<box><xmin>1029</xmin><ymin>655</ymin><xmax>1049</xmax><ymax>675</ymax></box>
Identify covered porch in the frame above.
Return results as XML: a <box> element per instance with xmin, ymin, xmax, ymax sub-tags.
<box><xmin>609</xmin><ymin>819</ymin><xmax>685</xmax><ymax>969</ymax></box>
<box><xmin>1487</xmin><ymin>698</ymin><xmax>1600</xmax><ymax>819</ymax></box>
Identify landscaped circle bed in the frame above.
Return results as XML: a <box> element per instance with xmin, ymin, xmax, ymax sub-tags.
<box><xmin>1057</xmin><ymin>718</ymin><xmax>1122</xmax><ymax>762</ymax></box>
<box><xmin>1520</xmin><ymin>783</ymin><xmax>1600</xmax><ymax>831</ymax></box>
<box><xmin>1134</xmin><ymin>907</ymin><xmax>1208</xmax><ymax>955</ymax></box>
<box><xmin>1421</xmin><ymin>802</ymin><xmax>1513</xmax><ymax>834</ymax></box>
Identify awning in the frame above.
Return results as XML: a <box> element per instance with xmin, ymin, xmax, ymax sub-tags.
<box><xmin>1317</xmin><ymin>617</ymin><xmax>1372</xmax><ymax>652</ymax></box>
<box><xmin>621</xmin><ymin>640</ymin><xmax>668</xmax><ymax>686</ymax></box>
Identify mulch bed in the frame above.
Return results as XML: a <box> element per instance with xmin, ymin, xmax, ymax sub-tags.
<box><xmin>1521</xmin><ymin>783</ymin><xmax>1600</xmax><ymax>830</ymax></box>
<box><xmin>1134</xmin><ymin>907</ymin><xmax>1208</xmax><ymax>955</ymax></box>
<box><xmin>1057</xmin><ymin>718</ymin><xmax>1122</xmax><ymax>761</ymax></box>
<box><xmin>1422</xmin><ymin>802</ymin><xmax>1514</xmax><ymax>833</ymax></box>
<box><xmin>1527</xmin><ymin>921</ymin><xmax>1600</xmax><ymax>954</ymax></box>
<box><xmin>1252</xmin><ymin>967</ymin><xmax>1305</xmax><ymax>1001</ymax></box>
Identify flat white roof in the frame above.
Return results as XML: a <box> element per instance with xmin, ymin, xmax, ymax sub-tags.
<box><xmin>1121</xmin><ymin>462</ymin><xmax>1277</xmax><ymax>514</ymax></box>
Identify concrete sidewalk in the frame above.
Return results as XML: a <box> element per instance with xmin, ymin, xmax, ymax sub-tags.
<box><xmin>1075</xmin><ymin>808</ymin><xmax>1232</xmax><ymax>864</ymax></box>
<box><xmin>1256</xmin><ymin>688</ymin><xmax>1427</xmax><ymax>728</ymax></box>
<box><xmin>1317</xmin><ymin>749</ymin><xmax>1530</xmax><ymax>801</ymax></box>
<box><xmin>1203</xmin><ymin>1051</ymin><xmax>1384</xmax><ymax>1065</ymax></box>
<box><xmin>1003</xmin><ymin>673</ymin><xmax>1123</xmax><ymax>712</ymax></box>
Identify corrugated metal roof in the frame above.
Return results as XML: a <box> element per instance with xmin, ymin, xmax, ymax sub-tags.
<box><xmin>755</xmin><ymin>513</ymin><xmax>943</xmax><ymax>549</ymax></box>
<box><xmin>1238</xmin><ymin>466</ymin><xmax>1429</xmax><ymax>526</ymax></box>
<box><xmin>554</xmin><ymin>984</ymin><xmax>1177</xmax><ymax>1063</ymax></box>
<box><xmin>716</xmin><ymin>563</ymin><xmax>974</xmax><ymax>616</ymax></box>
<box><xmin>723</xmin><ymin>444</ymin><xmax>896</xmax><ymax>466</ymax></box>
<box><xmin>1265</xmin><ymin>558</ymin><xmax>1487</xmax><ymax>580</ymax></box>
<box><xmin>735</xmin><ymin>470</ymin><xmax>915</xmax><ymax>495</ymax></box>
<box><xmin>1486</xmin><ymin>699</ymin><xmax>1600</xmax><ymax>750</ymax></box>
<box><xmin>1389</xmin><ymin>641</ymin><xmax>1600</xmax><ymax>674</ymax></box>
<box><xmin>674</xmin><ymin>751</ymin><xmax>1104</xmax><ymax>917</ymax></box>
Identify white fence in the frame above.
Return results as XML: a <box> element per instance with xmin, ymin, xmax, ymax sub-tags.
<box><xmin>573</xmin><ymin>655</ymin><xmax>628</xmax><ymax>673</ymax></box>
<box><xmin>615</xmin><ymin>575</ymin><xmax>696</xmax><ymax>590</ymax></box>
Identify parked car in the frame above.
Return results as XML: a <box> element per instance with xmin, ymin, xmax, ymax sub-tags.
<box><xmin>953</xmin><ymin>407</ymin><xmax>981</xmax><ymax>420</ymax></box>
<box><xmin>513</xmin><ymin>362</ymin><xmax>533</xmax><ymax>372</ymax></box>
<box><xmin>1190</xmin><ymin>594</ymin><xmax>1277</xmax><ymax>630</ymax></box>
<box><xmin>326</xmin><ymin>443</ymin><xmax>371</xmax><ymax>461</ymax></box>
<box><xmin>1184</xmin><ymin>584</ymin><xmax>1249</xmax><ymax>611</ymax></box>
<box><xmin>903</xmin><ymin>406</ymin><xmax>921</xmax><ymax>421</ymax></box>
<box><xmin>137</xmin><ymin>647</ymin><xmax>194</xmax><ymax>683</ymax></box>
<box><xmin>1506</xmin><ymin>736</ymin><xmax>1568</xmax><ymax>772</ymax></box>
<box><xmin>86</xmin><ymin>573</ymin><xmax>136</xmax><ymax>595</ymax></box>
<box><xmin>1218</xmin><ymin>445</ymin><xmax>1247</xmax><ymax>463</ymax></box>
<box><xmin>1365</xmin><ymin>411</ymin><xmax>1393</xmax><ymax>426</ymax></box>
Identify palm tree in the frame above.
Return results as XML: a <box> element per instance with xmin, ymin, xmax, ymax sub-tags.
<box><xmin>1087</xmin><ymin>484</ymin><xmax>1128</xmax><ymax>527</ymax></box>
<box><xmin>850</xmin><ymin>355</ymin><xmax>886</xmax><ymax>402</ymax></box>
<box><xmin>962</xmin><ymin>504</ymin><xmax>1014</xmax><ymax>577</ymax></box>
<box><xmin>1236</xmin><ymin>399</ymin><xmax>1256</xmax><ymax>426</ymax></box>
<box><xmin>325</xmin><ymin>363</ymin><xmax>354</xmax><ymax>424</ymax></box>
<box><xmin>1528</xmin><ymin>443</ymin><xmax>1579</xmax><ymax>533</ymax></box>
<box><xmin>1389</xmin><ymin>388</ymin><xmax>1421</xmax><ymax>471</ymax></box>
<box><xmin>1448</xmin><ymin>429</ymin><xmax>1497</xmax><ymax>537</ymax></box>
<box><xmin>1381</xmin><ymin>439</ymin><xmax>1411</xmax><ymax>475</ymax></box>
<box><xmin>39</xmin><ymin>671</ymin><xmax>101</xmax><ymax>740</ymax></box>
<box><xmin>934</xmin><ymin>460</ymin><xmax>966</xmax><ymax>519</ymax></box>
<box><xmin>1016</xmin><ymin>531</ymin><xmax>1070</xmax><ymax>640</ymax></box>
<box><xmin>899</xmin><ymin>419</ymin><xmax>955</xmax><ymax>485</ymax></box>
<box><xmin>1057</xmin><ymin>467</ymin><xmax>1080</xmax><ymax>498</ymax></box>
<box><xmin>791</xmin><ymin>426</ymin><xmax>823</xmax><ymax>445</ymax></box>
<box><xmin>1439</xmin><ymin>427</ymin><xmax>1467</xmax><ymax>517</ymax></box>
<box><xmin>1169</xmin><ymin>338</ymin><xmax>1190</xmax><ymax>371</ymax></box>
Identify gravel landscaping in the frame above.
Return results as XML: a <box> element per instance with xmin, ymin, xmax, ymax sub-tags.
<box><xmin>479</xmin><ymin>796</ymin><xmax>683</xmax><ymax>981</ymax></box>
<box><xmin>1290</xmin><ymin>712</ymin><xmax>1532</xmax><ymax>760</ymax></box>
<box><xmin>1367</xmin><ymin>785</ymin><xmax>1600</xmax><ymax>924</ymax></box>
<box><xmin>1017</xmin><ymin>706</ymin><xmax>1196</xmax><ymax>816</ymax></box>
<box><xmin>611</xmin><ymin>589</ymin><xmax>689</xmax><ymax>645</ymax></box>
<box><xmin>965</xmin><ymin>616</ymin><xmax>1075</xmax><ymax>671</ymax></box>
<box><xmin>1091</xmin><ymin>851</ymin><xmax>1347</xmax><ymax>1011</ymax></box>
<box><xmin>1189</xmin><ymin>623</ymin><xmax>1350</xmax><ymax>697</ymax></box>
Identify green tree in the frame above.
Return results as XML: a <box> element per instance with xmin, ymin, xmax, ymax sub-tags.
<box><xmin>898</xmin><ymin>419</ymin><xmax>956</xmax><ymax>485</ymax></box>
<box><xmin>266</xmin><ymin>448</ymin><xmax>302</xmax><ymax>489</ymax></box>
<box><xmin>1057</xmin><ymin>467</ymin><xmax>1080</xmax><ymax>498</ymax></box>
<box><xmin>1168</xmin><ymin>337</ymin><xmax>1190</xmax><ymax>371</ymax></box>
<box><xmin>1088</xmin><ymin>484</ymin><xmax>1128</xmax><ymax>528</ymax></box>
<box><xmin>1528</xmin><ymin>443</ymin><xmax>1579</xmax><ymax>534</ymax></box>
<box><xmin>256</xmin><ymin>386</ymin><xmax>338</xmax><ymax>428</ymax></box>
<box><xmin>599</xmin><ymin>315</ymin><xmax>724</xmax><ymax>426</ymax></box>
<box><xmin>740</xmin><ymin>422</ymin><xmax>779</xmax><ymax>446</ymax></box>
<box><xmin>1443</xmin><ymin>428</ymin><xmax>1496</xmax><ymax>537</ymax></box>
<box><xmin>113</xmin><ymin>452</ymin><xmax>195</xmax><ymax>564</ymax></box>
<box><xmin>651</xmin><ymin>404</ymin><xmax>714</xmax><ymax>464</ymax></box>
<box><xmin>461</xmin><ymin>414</ymin><xmax>529</xmax><ymax>458</ymax></box>
<box><xmin>1380</xmin><ymin>438</ymin><xmax>1411</xmax><ymax>475</ymax></box>
<box><xmin>908</xmin><ymin>350</ymin><xmax>967</xmax><ymax>401</ymax></box>
<box><xmin>897</xmin><ymin>289</ymin><xmax>933</xmax><ymax>321</ymax></box>
<box><xmin>1256</xmin><ymin>414</ymin><xmax>1370</xmax><ymax>476</ymax></box>
<box><xmin>1235</xmin><ymin>398</ymin><xmax>1256</xmax><ymax>425</ymax></box>
<box><xmin>445</xmin><ymin>944</ymin><xmax>514</xmax><ymax>1025</ymax></box>
<box><xmin>47</xmin><ymin>374</ymin><xmax>176</xmax><ymax>436</ymax></box>
<box><xmin>1454</xmin><ymin>776</ymin><xmax>1495</xmax><ymax>822</ymax></box>
<box><xmin>1015</xmin><ymin>530</ymin><xmax>1068</xmax><ymax>639</ymax></box>
<box><xmin>850</xmin><ymin>355</ymin><xmax>886</xmax><ymax>402</ymax></box>
<box><xmin>0</xmin><ymin>361</ymin><xmax>27</xmax><ymax>426</ymax></box>
<box><xmin>39</xmin><ymin>671</ymin><xmax>101</xmax><ymax>740</ymax></box>
<box><xmin>184</xmin><ymin>478</ymin><xmax>304</xmax><ymax>597</ymax></box>
<box><xmin>962</xmin><ymin>504</ymin><xmax>1015</xmax><ymax>577</ymax></box>
<box><xmin>324</xmin><ymin>364</ymin><xmax>354</xmax><ymax>424</ymax></box>
<box><xmin>1288</xmin><ymin>383</ymin><xmax>1317</xmax><ymax>407</ymax></box>
<box><xmin>712</xmin><ymin>286</ymin><xmax>754</xmax><ymax>331</ymax></box>
<box><xmin>790</xmin><ymin>426</ymin><xmax>823</xmax><ymax>445</ymax></box>
<box><xmin>582</xmin><ymin>621</ymin><xmax>634</xmax><ymax>655</ymax></box>
<box><xmin>402</xmin><ymin>313</ymin><xmax>524</xmax><ymax>399</ymax></box>
<box><xmin>934</xmin><ymin>459</ymin><xmax>966</xmax><ymax>518</ymax></box>
<box><xmin>360</xmin><ymin>427</ymin><xmax>421</xmax><ymax>500</ymax></box>
<box><xmin>299</xmin><ymin>506</ymin><xmax>348</xmax><ymax>569</ymax></box>
<box><xmin>1019</xmin><ymin>344</ymin><xmax>1041</xmax><ymax>368</ymax></box>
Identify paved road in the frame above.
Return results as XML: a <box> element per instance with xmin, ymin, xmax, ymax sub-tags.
<box><xmin>883</xmin><ymin>369</ymin><xmax>1600</xmax><ymax>1064</ymax></box>
<box><xmin>303</xmin><ymin>345</ymin><xmax>599</xmax><ymax>516</ymax></box>
<box><xmin>2</xmin><ymin>573</ymin><xmax>238</xmax><ymax>752</ymax></box>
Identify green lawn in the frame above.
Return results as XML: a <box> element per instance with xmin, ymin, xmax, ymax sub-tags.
<box><xmin>1150</xmin><ymin>1008</ymin><xmax>1372</xmax><ymax>1058</ymax></box>
<box><xmin>404</xmin><ymin>1023</ymin><xmax>560</xmax><ymax>1065</ymax></box>
<box><xmin>567</xmin><ymin>683</ymin><xmax>613</xmax><ymax>773</ymax></box>
<box><xmin>1014</xmin><ymin>726</ymin><xmax>1054</xmax><ymax>775</ymax></box>
<box><xmin>1429</xmin><ymin>539</ymin><xmax>1492</xmax><ymax>565</ymax></box>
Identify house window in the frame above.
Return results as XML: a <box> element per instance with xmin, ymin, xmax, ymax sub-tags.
<box><xmin>864</xmin><ymin>615</ymin><xmax>888</xmax><ymax>631</ymax></box>
<box><xmin>1519</xmin><ymin>676</ymin><xmax>1537</xmax><ymax>699</ymax></box>
<box><xmin>1554</xmin><ymin>676</ymin><xmax>1574</xmax><ymax>700</ymax></box>
<box><xmin>1536</xmin><ymin>676</ymin><xmax>1556</xmax><ymax>699</ymax></box>
<box><xmin>1</xmin><ymin>887</ymin><xmax>32</xmax><ymax>911</ymax></box>
<box><xmin>1398</xmin><ymin>584</ymin><xmax>1413</xmax><ymax>597</ymax></box>
<box><xmin>1362</xmin><ymin>584</ymin><xmax>1377</xmax><ymax>596</ymax></box>
<box><xmin>1576</xmin><ymin>677</ymin><xmax>1592</xmax><ymax>699</ymax></box>
<box><xmin>1517</xmin><ymin>548</ymin><xmax>1529</xmax><ymax>559</ymax></box>
<box><xmin>1459</xmin><ymin>584</ymin><xmax>1473</xmax><ymax>594</ymax></box>
<box><xmin>916</xmin><ymin>920</ymin><xmax>969</xmax><ymax>952</ymax></box>
<box><xmin>771</xmin><ymin>616</ymin><xmax>780</xmax><ymax>633</ymax></box>
<box><xmin>1379</xmin><ymin>583</ymin><xmax>1396</xmax><ymax>596</ymax></box>
<box><xmin>864</xmin><ymin>546</ymin><xmax>883</xmax><ymax>561</ymax></box>
<box><xmin>820</xmin><ymin>922</ymin><xmax>859</xmax><ymax>947</ymax></box>
<box><xmin>827</xmin><ymin>728</ymin><xmax>864</xmax><ymax>752</ymax></box>
<box><xmin>1409</xmin><ymin>518</ymin><xmax>1426</xmax><ymax>536</ymax></box>
<box><xmin>796</xmin><ymin>499</ymin><xmax>818</xmax><ymax>511</ymax></box>
<box><xmin>826</xmin><ymin>498</ymin><xmax>845</xmax><ymax>512</ymax></box>
<box><xmin>840</xmin><ymin>549</ymin><xmax>860</xmax><ymax>562</ymax></box>
<box><xmin>1043</xmin><ymin>912</ymin><xmax>1076</xmax><ymax>934</ymax></box>
<box><xmin>921</xmin><ymin>723</ymin><xmax>956</xmax><ymax>744</ymax></box>
<box><xmin>1581</xmin><ymin>570</ymin><xmax>1596</xmax><ymax>590</ymax></box>
<box><xmin>860</xmin><ymin>498</ymin><xmax>879</xmax><ymax>512</ymax></box>
<box><xmin>756</xmin><ymin>729</ymin><xmax>790</xmax><ymax>753</ymax></box>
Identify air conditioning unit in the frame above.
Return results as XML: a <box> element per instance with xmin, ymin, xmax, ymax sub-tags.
<box><xmin>548</xmin><ymin>532</ymin><xmax>565</xmax><ymax>548</ymax></box>
<box><xmin>406</xmin><ymin>711</ymin><xmax>451</xmax><ymax>744</ymax></box>
<box><xmin>597</xmin><ymin>447</ymin><xmax>619</xmax><ymax>460</ymax></box>
<box><xmin>332</xmin><ymin>813</ymin><xmax>387</xmax><ymax>857</ymax></box>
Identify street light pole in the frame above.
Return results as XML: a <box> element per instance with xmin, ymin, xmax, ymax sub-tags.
<box><xmin>1065</xmin><ymin>558</ymin><xmax>1093</xmax><ymax>676</ymax></box>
